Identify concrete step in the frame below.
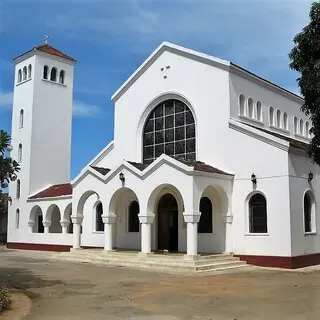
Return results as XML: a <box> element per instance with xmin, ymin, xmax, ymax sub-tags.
<box><xmin>195</xmin><ymin>260</ymin><xmax>247</xmax><ymax>271</ymax></box>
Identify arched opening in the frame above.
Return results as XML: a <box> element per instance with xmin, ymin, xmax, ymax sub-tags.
<box><xmin>50</xmin><ymin>67</ymin><xmax>57</xmax><ymax>81</ymax></box>
<box><xmin>239</xmin><ymin>94</ymin><xmax>245</xmax><ymax>116</ymax></box>
<box><xmin>299</xmin><ymin>119</ymin><xmax>304</xmax><ymax>135</ymax></box>
<box><xmin>18</xmin><ymin>70</ymin><xmax>22</xmax><ymax>83</ymax></box>
<box><xmin>143</xmin><ymin>99</ymin><xmax>196</xmax><ymax>163</ymax></box>
<box><xmin>256</xmin><ymin>101</ymin><xmax>262</xmax><ymax>121</ymax></box>
<box><xmin>276</xmin><ymin>109</ymin><xmax>281</xmax><ymax>128</ymax></box>
<box><xmin>303</xmin><ymin>191</ymin><xmax>315</xmax><ymax>233</ymax></box>
<box><xmin>23</xmin><ymin>67</ymin><xmax>27</xmax><ymax>81</ymax></box>
<box><xmin>305</xmin><ymin>121</ymin><xmax>310</xmax><ymax>138</ymax></box>
<box><xmin>95</xmin><ymin>202</ymin><xmax>104</xmax><ymax>232</ymax></box>
<box><xmin>157</xmin><ymin>194</ymin><xmax>178</xmax><ymax>251</ymax></box>
<box><xmin>283</xmin><ymin>112</ymin><xmax>288</xmax><ymax>130</ymax></box>
<box><xmin>248</xmin><ymin>98</ymin><xmax>254</xmax><ymax>118</ymax></box>
<box><xmin>43</xmin><ymin>65</ymin><xmax>49</xmax><ymax>79</ymax></box>
<box><xmin>30</xmin><ymin>205</ymin><xmax>44</xmax><ymax>233</ymax></box>
<box><xmin>63</xmin><ymin>203</ymin><xmax>73</xmax><ymax>234</ymax></box>
<box><xmin>16</xmin><ymin>179</ymin><xmax>20</xmax><ymax>199</ymax></box>
<box><xmin>19</xmin><ymin>109</ymin><xmax>24</xmax><ymax>128</ymax></box>
<box><xmin>269</xmin><ymin>107</ymin><xmax>274</xmax><ymax>126</ymax></box>
<box><xmin>28</xmin><ymin>64</ymin><xmax>32</xmax><ymax>79</ymax></box>
<box><xmin>198</xmin><ymin>197</ymin><xmax>213</xmax><ymax>233</ymax></box>
<box><xmin>59</xmin><ymin>70</ymin><xmax>65</xmax><ymax>84</ymax></box>
<box><xmin>16</xmin><ymin>209</ymin><xmax>20</xmax><ymax>229</ymax></box>
<box><xmin>46</xmin><ymin>204</ymin><xmax>62</xmax><ymax>233</ymax></box>
<box><xmin>249</xmin><ymin>193</ymin><xmax>268</xmax><ymax>233</ymax></box>
<box><xmin>18</xmin><ymin>143</ymin><xmax>22</xmax><ymax>163</ymax></box>
<box><xmin>294</xmin><ymin>117</ymin><xmax>298</xmax><ymax>134</ymax></box>
<box><xmin>128</xmin><ymin>201</ymin><xmax>139</xmax><ymax>232</ymax></box>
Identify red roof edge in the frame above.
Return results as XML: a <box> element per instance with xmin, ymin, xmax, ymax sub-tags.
<box><xmin>29</xmin><ymin>183</ymin><xmax>72</xmax><ymax>199</ymax></box>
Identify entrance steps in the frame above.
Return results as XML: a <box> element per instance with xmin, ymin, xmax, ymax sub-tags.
<box><xmin>52</xmin><ymin>250</ymin><xmax>250</xmax><ymax>274</ymax></box>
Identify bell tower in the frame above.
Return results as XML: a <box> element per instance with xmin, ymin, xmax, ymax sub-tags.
<box><xmin>8</xmin><ymin>40</ymin><xmax>76</xmax><ymax>234</ymax></box>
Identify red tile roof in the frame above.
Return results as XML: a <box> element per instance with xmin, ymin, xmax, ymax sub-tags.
<box><xmin>29</xmin><ymin>183</ymin><xmax>72</xmax><ymax>199</ymax></box>
<box><xmin>14</xmin><ymin>44</ymin><xmax>76</xmax><ymax>62</ymax></box>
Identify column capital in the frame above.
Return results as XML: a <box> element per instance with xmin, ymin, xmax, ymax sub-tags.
<box><xmin>138</xmin><ymin>212</ymin><xmax>155</xmax><ymax>224</ymax></box>
<box><xmin>28</xmin><ymin>220</ymin><xmax>35</xmax><ymax>227</ymax></box>
<box><xmin>221</xmin><ymin>212</ymin><xmax>233</xmax><ymax>224</ymax></box>
<box><xmin>60</xmin><ymin>219</ymin><xmax>71</xmax><ymax>228</ymax></box>
<box><xmin>71</xmin><ymin>215</ymin><xmax>83</xmax><ymax>224</ymax></box>
<box><xmin>42</xmin><ymin>220</ymin><xmax>51</xmax><ymax>227</ymax></box>
<box><xmin>102</xmin><ymin>213</ymin><xmax>117</xmax><ymax>224</ymax></box>
<box><xmin>183</xmin><ymin>211</ymin><xmax>201</xmax><ymax>223</ymax></box>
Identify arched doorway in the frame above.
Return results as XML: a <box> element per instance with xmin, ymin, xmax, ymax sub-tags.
<box><xmin>157</xmin><ymin>194</ymin><xmax>178</xmax><ymax>251</ymax></box>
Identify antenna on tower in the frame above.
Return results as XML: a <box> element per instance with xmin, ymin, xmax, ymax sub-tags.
<box><xmin>44</xmin><ymin>35</ymin><xmax>49</xmax><ymax>44</ymax></box>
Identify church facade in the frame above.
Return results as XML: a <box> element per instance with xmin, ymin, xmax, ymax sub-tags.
<box><xmin>6</xmin><ymin>42</ymin><xmax>320</xmax><ymax>268</ymax></box>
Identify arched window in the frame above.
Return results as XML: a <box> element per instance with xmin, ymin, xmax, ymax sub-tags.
<box><xmin>248</xmin><ymin>98</ymin><xmax>254</xmax><ymax>118</ymax></box>
<box><xmin>19</xmin><ymin>109</ymin><xmax>24</xmax><ymax>128</ymax></box>
<box><xmin>59</xmin><ymin>70</ymin><xmax>65</xmax><ymax>84</ymax></box>
<box><xmin>16</xmin><ymin>179</ymin><xmax>21</xmax><ymax>199</ymax></box>
<box><xmin>16</xmin><ymin>209</ymin><xmax>20</xmax><ymax>228</ymax></box>
<box><xmin>249</xmin><ymin>193</ymin><xmax>267</xmax><ymax>233</ymax></box>
<box><xmin>28</xmin><ymin>64</ymin><xmax>32</xmax><ymax>79</ymax></box>
<box><xmin>43</xmin><ymin>65</ymin><xmax>49</xmax><ymax>79</ymax></box>
<box><xmin>17</xmin><ymin>70</ymin><xmax>22</xmax><ymax>83</ymax></box>
<box><xmin>294</xmin><ymin>117</ymin><xmax>298</xmax><ymax>134</ymax></box>
<box><xmin>128</xmin><ymin>201</ymin><xmax>140</xmax><ymax>232</ymax></box>
<box><xmin>38</xmin><ymin>214</ymin><xmax>44</xmax><ymax>233</ymax></box>
<box><xmin>269</xmin><ymin>107</ymin><xmax>274</xmax><ymax>126</ymax></box>
<box><xmin>303</xmin><ymin>191</ymin><xmax>315</xmax><ymax>233</ymax></box>
<box><xmin>23</xmin><ymin>67</ymin><xmax>27</xmax><ymax>81</ymax></box>
<box><xmin>198</xmin><ymin>197</ymin><xmax>213</xmax><ymax>233</ymax></box>
<box><xmin>299</xmin><ymin>119</ymin><xmax>304</xmax><ymax>135</ymax></box>
<box><xmin>256</xmin><ymin>101</ymin><xmax>262</xmax><ymax>121</ymax></box>
<box><xmin>239</xmin><ymin>94</ymin><xmax>245</xmax><ymax>116</ymax></box>
<box><xmin>18</xmin><ymin>143</ymin><xmax>22</xmax><ymax>163</ymax></box>
<box><xmin>50</xmin><ymin>67</ymin><xmax>57</xmax><ymax>81</ymax></box>
<box><xmin>305</xmin><ymin>122</ymin><xmax>310</xmax><ymax>138</ymax></box>
<box><xmin>95</xmin><ymin>202</ymin><xmax>104</xmax><ymax>232</ymax></box>
<box><xmin>143</xmin><ymin>99</ymin><xmax>196</xmax><ymax>163</ymax></box>
<box><xmin>276</xmin><ymin>109</ymin><xmax>281</xmax><ymax>128</ymax></box>
<box><xmin>283</xmin><ymin>112</ymin><xmax>288</xmax><ymax>131</ymax></box>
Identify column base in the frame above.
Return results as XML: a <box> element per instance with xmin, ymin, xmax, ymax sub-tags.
<box><xmin>70</xmin><ymin>247</ymin><xmax>83</xmax><ymax>252</ymax></box>
<box><xmin>184</xmin><ymin>254</ymin><xmax>201</xmax><ymax>261</ymax></box>
<box><xmin>138</xmin><ymin>252</ymin><xmax>154</xmax><ymax>258</ymax></box>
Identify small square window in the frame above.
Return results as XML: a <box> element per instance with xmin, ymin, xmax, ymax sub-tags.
<box><xmin>144</xmin><ymin>133</ymin><xmax>154</xmax><ymax>146</ymax></box>
<box><xmin>165</xmin><ymin>143</ymin><xmax>174</xmax><ymax>156</ymax></box>
<box><xmin>155</xmin><ymin>118</ymin><xmax>164</xmax><ymax>131</ymax></box>
<box><xmin>145</xmin><ymin>119</ymin><xmax>154</xmax><ymax>133</ymax></box>
<box><xmin>186</xmin><ymin>110</ymin><xmax>194</xmax><ymax>124</ymax></box>
<box><xmin>175</xmin><ymin>100</ymin><xmax>185</xmax><ymax>113</ymax></box>
<box><xmin>165</xmin><ymin>100</ymin><xmax>174</xmax><ymax>115</ymax></box>
<box><xmin>155</xmin><ymin>144</ymin><xmax>165</xmax><ymax>157</ymax></box>
<box><xmin>175</xmin><ymin>113</ymin><xmax>185</xmax><ymax>127</ymax></box>
<box><xmin>175</xmin><ymin>127</ymin><xmax>185</xmax><ymax>141</ymax></box>
<box><xmin>165</xmin><ymin>115</ymin><xmax>174</xmax><ymax>128</ymax></box>
<box><xmin>144</xmin><ymin>146</ymin><xmax>154</xmax><ymax>160</ymax></box>
<box><xmin>155</xmin><ymin>104</ymin><xmax>164</xmax><ymax>117</ymax></box>
<box><xmin>175</xmin><ymin>141</ymin><xmax>185</xmax><ymax>155</ymax></box>
<box><xmin>155</xmin><ymin>131</ymin><xmax>164</xmax><ymax>144</ymax></box>
<box><xmin>186</xmin><ymin>138</ymin><xmax>195</xmax><ymax>153</ymax></box>
<box><xmin>165</xmin><ymin>129</ymin><xmax>174</xmax><ymax>142</ymax></box>
<box><xmin>186</xmin><ymin>124</ymin><xmax>195</xmax><ymax>139</ymax></box>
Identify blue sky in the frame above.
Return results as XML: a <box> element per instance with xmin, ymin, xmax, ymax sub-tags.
<box><xmin>0</xmin><ymin>0</ymin><xmax>312</xmax><ymax>178</ymax></box>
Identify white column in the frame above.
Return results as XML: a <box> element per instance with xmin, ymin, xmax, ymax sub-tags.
<box><xmin>60</xmin><ymin>219</ymin><xmax>70</xmax><ymax>234</ymax></box>
<box><xmin>28</xmin><ymin>220</ymin><xmax>35</xmax><ymax>233</ymax></box>
<box><xmin>71</xmin><ymin>215</ymin><xmax>83</xmax><ymax>250</ymax></box>
<box><xmin>43</xmin><ymin>220</ymin><xmax>51</xmax><ymax>234</ymax></box>
<box><xmin>138</xmin><ymin>213</ymin><xmax>155</xmax><ymax>255</ymax></box>
<box><xmin>183</xmin><ymin>211</ymin><xmax>201</xmax><ymax>257</ymax></box>
<box><xmin>222</xmin><ymin>212</ymin><xmax>233</xmax><ymax>253</ymax></box>
<box><xmin>101</xmin><ymin>213</ymin><xmax>117</xmax><ymax>252</ymax></box>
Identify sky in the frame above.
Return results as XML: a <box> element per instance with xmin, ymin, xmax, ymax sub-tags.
<box><xmin>0</xmin><ymin>0</ymin><xmax>314</xmax><ymax>178</ymax></box>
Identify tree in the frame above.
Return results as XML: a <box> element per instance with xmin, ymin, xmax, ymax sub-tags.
<box><xmin>0</xmin><ymin>130</ymin><xmax>19</xmax><ymax>196</ymax></box>
<box><xmin>289</xmin><ymin>1</ymin><xmax>320</xmax><ymax>164</ymax></box>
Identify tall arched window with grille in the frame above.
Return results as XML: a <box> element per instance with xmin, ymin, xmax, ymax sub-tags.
<box><xmin>305</xmin><ymin>121</ymin><xmax>310</xmax><ymax>138</ymax></box>
<box><xmin>276</xmin><ymin>109</ymin><xmax>281</xmax><ymax>128</ymax></box>
<box><xmin>283</xmin><ymin>112</ymin><xmax>288</xmax><ymax>130</ymax></box>
<box><xmin>256</xmin><ymin>101</ymin><xmax>262</xmax><ymax>121</ymax></box>
<box><xmin>95</xmin><ymin>202</ymin><xmax>104</xmax><ymax>232</ymax></box>
<box><xmin>59</xmin><ymin>70</ymin><xmax>65</xmax><ymax>84</ymax></box>
<box><xmin>198</xmin><ymin>197</ymin><xmax>213</xmax><ymax>233</ymax></box>
<box><xmin>23</xmin><ymin>67</ymin><xmax>27</xmax><ymax>81</ymax></box>
<box><xmin>143</xmin><ymin>99</ymin><xmax>196</xmax><ymax>163</ymax></box>
<box><xmin>18</xmin><ymin>70</ymin><xmax>22</xmax><ymax>83</ymax></box>
<box><xmin>128</xmin><ymin>201</ymin><xmax>140</xmax><ymax>232</ymax></box>
<box><xmin>50</xmin><ymin>67</ymin><xmax>57</xmax><ymax>81</ymax></box>
<box><xmin>239</xmin><ymin>94</ymin><xmax>245</xmax><ymax>115</ymax></box>
<box><xmin>16</xmin><ymin>179</ymin><xmax>21</xmax><ymax>199</ymax></box>
<box><xmin>19</xmin><ymin>109</ymin><xmax>24</xmax><ymax>128</ymax></box>
<box><xmin>16</xmin><ymin>209</ymin><xmax>20</xmax><ymax>228</ymax></box>
<box><xmin>248</xmin><ymin>98</ymin><xmax>254</xmax><ymax>118</ymax></box>
<box><xmin>43</xmin><ymin>65</ymin><xmax>49</xmax><ymax>79</ymax></box>
<box><xmin>299</xmin><ymin>119</ymin><xmax>304</xmax><ymax>135</ymax></box>
<box><xmin>249</xmin><ymin>193</ymin><xmax>267</xmax><ymax>233</ymax></box>
<box><xmin>18</xmin><ymin>143</ymin><xmax>22</xmax><ymax>163</ymax></box>
<box><xmin>294</xmin><ymin>117</ymin><xmax>298</xmax><ymax>134</ymax></box>
<box><xmin>28</xmin><ymin>64</ymin><xmax>32</xmax><ymax>79</ymax></box>
<box><xmin>269</xmin><ymin>107</ymin><xmax>274</xmax><ymax>126</ymax></box>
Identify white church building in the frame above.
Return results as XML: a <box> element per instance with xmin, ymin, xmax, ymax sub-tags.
<box><xmin>6</xmin><ymin>41</ymin><xmax>320</xmax><ymax>269</ymax></box>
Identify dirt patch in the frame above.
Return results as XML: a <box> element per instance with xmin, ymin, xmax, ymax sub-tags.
<box><xmin>0</xmin><ymin>292</ymin><xmax>32</xmax><ymax>320</ymax></box>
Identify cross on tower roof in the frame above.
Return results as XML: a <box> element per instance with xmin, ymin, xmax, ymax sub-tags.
<box><xmin>44</xmin><ymin>35</ymin><xmax>49</xmax><ymax>44</ymax></box>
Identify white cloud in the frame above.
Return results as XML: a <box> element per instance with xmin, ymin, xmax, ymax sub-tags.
<box><xmin>0</xmin><ymin>91</ymin><xmax>13</xmax><ymax>109</ymax></box>
<box><xmin>72</xmin><ymin>100</ymin><xmax>104</xmax><ymax>118</ymax></box>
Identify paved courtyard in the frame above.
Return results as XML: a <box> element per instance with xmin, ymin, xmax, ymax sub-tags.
<box><xmin>0</xmin><ymin>248</ymin><xmax>320</xmax><ymax>319</ymax></box>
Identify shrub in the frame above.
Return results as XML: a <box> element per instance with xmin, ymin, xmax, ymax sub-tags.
<box><xmin>0</xmin><ymin>284</ymin><xmax>11</xmax><ymax>313</ymax></box>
